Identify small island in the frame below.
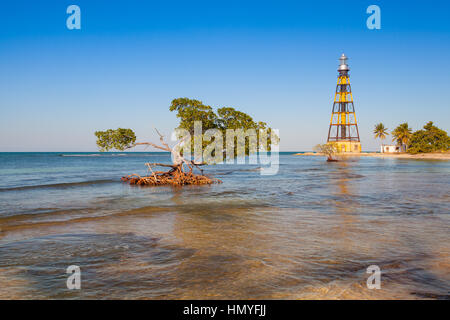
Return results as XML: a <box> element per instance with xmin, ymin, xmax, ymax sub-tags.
<box><xmin>303</xmin><ymin>121</ymin><xmax>450</xmax><ymax>161</ymax></box>
<box><xmin>295</xmin><ymin>151</ymin><xmax>450</xmax><ymax>160</ymax></box>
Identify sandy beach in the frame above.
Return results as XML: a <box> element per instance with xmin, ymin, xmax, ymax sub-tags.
<box><xmin>295</xmin><ymin>152</ymin><xmax>450</xmax><ymax>160</ymax></box>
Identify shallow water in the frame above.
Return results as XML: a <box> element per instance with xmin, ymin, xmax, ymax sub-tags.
<box><xmin>0</xmin><ymin>152</ymin><xmax>449</xmax><ymax>299</ymax></box>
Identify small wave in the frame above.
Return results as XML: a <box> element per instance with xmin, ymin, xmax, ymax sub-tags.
<box><xmin>341</xmin><ymin>173</ymin><xmax>365</xmax><ymax>179</ymax></box>
<box><xmin>0</xmin><ymin>179</ymin><xmax>116</xmax><ymax>192</ymax></box>
<box><xmin>60</xmin><ymin>154</ymin><xmax>131</xmax><ymax>157</ymax></box>
<box><xmin>60</xmin><ymin>153</ymin><xmax>170</xmax><ymax>157</ymax></box>
<box><xmin>60</xmin><ymin>154</ymin><xmax>102</xmax><ymax>157</ymax></box>
<box><xmin>238</xmin><ymin>167</ymin><xmax>262</xmax><ymax>172</ymax></box>
<box><xmin>214</xmin><ymin>170</ymin><xmax>234</xmax><ymax>175</ymax></box>
<box><xmin>294</xmin><ymin>168</ymin><xmax>323</xmax><ymax>173</ymax></box>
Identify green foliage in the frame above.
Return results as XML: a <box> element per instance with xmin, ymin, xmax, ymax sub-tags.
<box><xmin>170</xmin><ymin>98</ymin><xmax>279</xmax><ymax>156</ymax></box>
<box><xmin>217</xmin><ymin>107</ymin><xmax>255</xmax><ymax>130</ymax></box>
<box><xmin>408</xmin><ymin>122</ymin><xmax>450</xmax><ymax>154</ymax></box>
<box><xmin>392</xmin><ymin>122</ymin><xmax>412</xmax><ymax>149</ymax></box>
<box><xmin>169</xmin><ymin>98</ymin><xmax>218</xmax><ymax>133</ymax></box>
<box><xmin>373</xmin><ymin>123</ymin><xmax>388</xmax><ymax>140</ymax></box>
<box><xmin>95</xmin><ymin>98</ymin><xmax>278</xmax><ymax>159</ymax></box>
<box><xmin>313</xmin><ymin>142</ymin><xmax>338</xmax><ymax>159</ymax></box>
<box><xmin>95</xmin><ymin>128</ymin><xmax>136</xmax><ymax>151</ymax></box>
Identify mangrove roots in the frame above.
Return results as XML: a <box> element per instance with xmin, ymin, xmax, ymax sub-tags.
<box><xmin>121</xmin><ymin>163</ymin><xmax>221</xmax><ymax>186</ymax></box>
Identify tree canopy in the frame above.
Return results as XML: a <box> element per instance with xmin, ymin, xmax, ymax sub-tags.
<box><xmin>95</xmin><ymin>128</ymin><xmax>136</xmax><ymax>151</ymax></box>
<box><xmin>169</xmin><ymin>98</ymin><xmax>218</xmax><ymax>133</ymax></box>
<box><xmin>408</xmin><ymin>121</ymin><xmax>450</xmax><ymax>154</ymax></box>
<box><xmin>373</xmin><ymin>123</ymin><xmax>388</xmax><ymax>140</ymax></box>
<box><xmin>392</xmin><ymin>123</ymin><xmax>412</xmax><ymax>148</ymax></box>
<box><xmin>94</xmin><ymin>98</ymin><xmax>278</xmax><ymax>159</ymax></box>
<box><xmin>170</xmin><ymin>98</ymin><xmax>271</xmax><ymax>132</ymax></box>
<box><xmin>313</xmin><ymin>142</ymin><xmax>339</xmax><ymax>161</ymax></box>
<box><xmin>169</xmin><ymin>98</ymin><xmax>278</xmax><ymax>157</ymax></box>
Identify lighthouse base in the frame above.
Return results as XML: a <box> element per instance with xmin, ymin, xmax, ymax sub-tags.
<box><xmin>334</xmin><ymin>141</ymin><xmax>361</xmax><ymax>153</ymax></box>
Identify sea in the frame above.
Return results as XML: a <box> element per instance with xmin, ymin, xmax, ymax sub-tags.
<box><xmin>0</xmin><ymin>152</ymin><xmax>448</xmax><ymax>299</ymax></box>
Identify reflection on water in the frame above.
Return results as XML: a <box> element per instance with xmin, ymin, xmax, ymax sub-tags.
<box><xmin>0</xmin><ymin>153</ymin><xmax>449</xmax><ymax>299</ymax></box>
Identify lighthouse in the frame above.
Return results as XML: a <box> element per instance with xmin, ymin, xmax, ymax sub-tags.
<box><xmin>327</xmin><ymin>54</ymin><xmax>361</xmax><ymax>153</ymax></box>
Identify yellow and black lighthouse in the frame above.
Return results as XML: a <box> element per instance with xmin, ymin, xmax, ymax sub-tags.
<box><xmin>327</xmin><ymin>54</ymin><xmax>361</xmax><ymax>153</ymax></box>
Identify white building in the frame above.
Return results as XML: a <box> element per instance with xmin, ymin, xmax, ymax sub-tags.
<box><xmin>381</xmin><ymin>145</ymin><xmax>400</xmax><ymax>153</ymax></box>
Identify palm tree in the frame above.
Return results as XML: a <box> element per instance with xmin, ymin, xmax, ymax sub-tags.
<box><xmin>392</xmin><ymin>123</ymin><xmax>412</xmax><ymax>152</ymax></box>
<box><xmin>374</xmin><ymin>123</ymin><xmax>389</xmax><ymax>152</ymax></box>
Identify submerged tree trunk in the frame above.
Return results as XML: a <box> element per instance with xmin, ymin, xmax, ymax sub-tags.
<box><xmin>121</xmin><ymin>130</ymin><xmax>221</xmax><ymax>186</ymax></box>
<box><xmin>121</xmin><ymin>163</ymin><xmax>220</xmax><ymax>186</ymax></box>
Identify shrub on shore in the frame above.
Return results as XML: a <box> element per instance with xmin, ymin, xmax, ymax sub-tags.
<box><xmin>313</xmin><ymin>143</ymin><xmax>339</xmax><ymax>161</ymax></box>
<box><xmin>408</xmin><ymin>122</ymin><xmax>450</xmax><ymax>154</ymax></box>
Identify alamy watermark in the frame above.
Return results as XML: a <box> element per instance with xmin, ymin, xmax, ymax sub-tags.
<box><xmin>66</xmin><ymin>5</ymin><xmax>81</xmax><ymax>30</ymax></box>
<box><xmin>66</xmin><ymin>5</ymin><xmax>381</xmax><ymax>31</ymax></box>
<box><xmin>366</xmin><ymin>5</ymin><xmax>381</xmax><ymax>30</ymax></box>
<box><xmin>170</xmin><ymin>121</ymin><xmax>280</xmax><ymax>175</ymax></box>
<box><xmin>66</xmin><ymin>265</ymin><xmax>81</xmax><ymax>290</ymax></box>
<box><xmin>366</xmin><ymin>265</ymin><xmax>381</xmax><ymax>289</ymax></box>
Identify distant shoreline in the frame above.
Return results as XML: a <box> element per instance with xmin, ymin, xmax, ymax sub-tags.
<box><xmin>294</xmin><ymin>152</ymin><xmax>450</xmax><ymax>160</ymax></box>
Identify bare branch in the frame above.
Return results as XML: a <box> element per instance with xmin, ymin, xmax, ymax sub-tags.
<box><xmin>130</xmin><ymin>128</ymin><xmax>208</xmax><ymax>176</ymax></box>
<box><xmin>155</xmin><ymin>128</ymin><xmax>171</xmax><ymax>150</ymax></box>
<box><xmin>145</xmin><ymin>162</ymin><xmax>177</xmax><ymax>168</ymax></box>
<box><xmin>134</xmin><ymin>142</ymin><xmax>171</xmax><ymax>152</ymax></box>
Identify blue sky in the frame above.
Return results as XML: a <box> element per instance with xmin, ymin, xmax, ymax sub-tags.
<box><xmin>1</xmin><ymin>0</ymin><xmax>449</xmax><ymax>151</ymax></box>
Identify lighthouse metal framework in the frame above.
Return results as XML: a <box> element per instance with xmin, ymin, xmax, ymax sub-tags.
<box><xmin>327</xmin><ymin>54</ymin><xmax>361</xmax><ymax>153</ymax></box>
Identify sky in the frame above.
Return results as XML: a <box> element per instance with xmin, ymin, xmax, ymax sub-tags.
<box><xmin>0</xmin><ymin>0</ymin><xmax>449</xmax><ymax>151</ymax></box>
